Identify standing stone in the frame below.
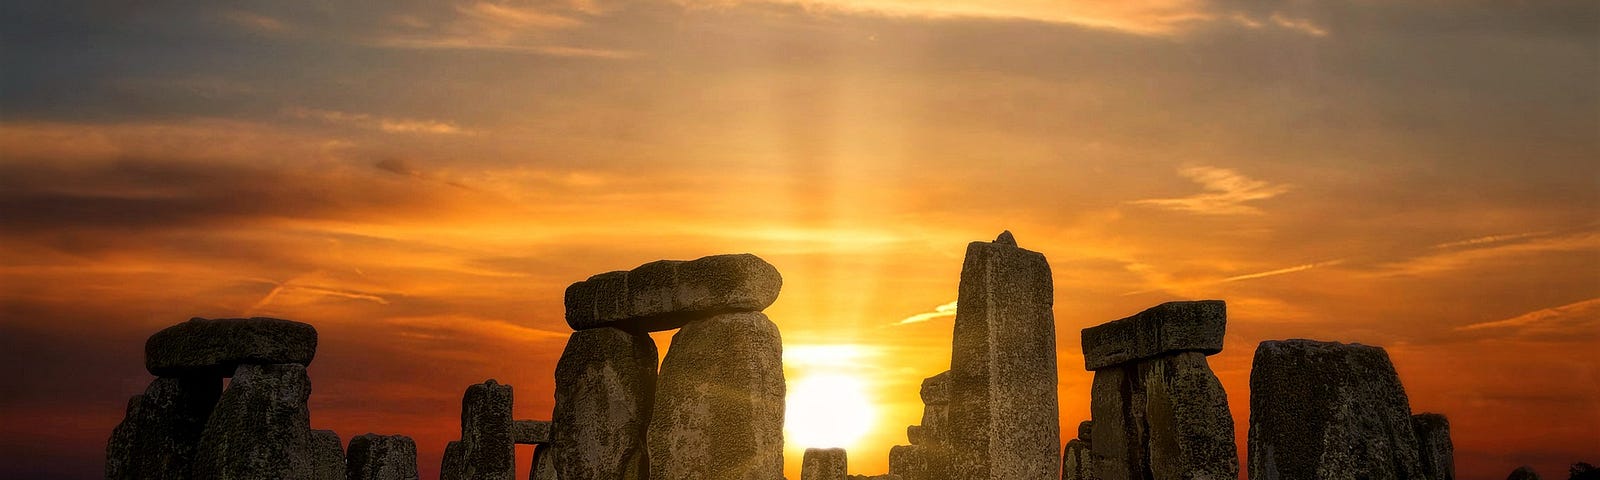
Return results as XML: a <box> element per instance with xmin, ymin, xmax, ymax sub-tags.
<box><xmin>106</xmin><ymin>376</ymin><xmax>222</xmax><ymax>480</ymax></box>
<box><xmin>1248</xmin><ymin>339</ymin><xmax>1424</xmax><ymax>480</ymax></box>
<box><xmin>947</xmin><ymin>232</ymin><xmax>1060</xmax><ymax>480</ymax></box>
<box><xmin>310</xmin><ymin>429</ymin><xmax>344</xmax><ymax>480</ymax></box>
<box><xmin>1507</xmin><ymin>467</ymin><xmax>1540</xmax><ymax>480</ymax></box>
<box><xmin>529</xmin><ymin>444</ymin><xmax>557</xmax><ymax>480</ymax></box>
<box><xmin>145</xmin><ymin>317</ymin><xmax>318</xmax><ymax>377</ymax></box>
<box><xmin>553</xmin><ymin>328</ymin><xmax>658</xmax><ymax>480</ymax></box>
<box><xmin>512</xmin><ymin>420</ymin><xmax>552</xmax><ymax>445</ymax></box>
<box><xmin>1062</xmin><ymin>439</ymin><xmax>1093</xmax><ymax>480</ymax></box>
<box><xmin>649</xmin><ymin>311</ymin><xmax>785</xmax><ymax>480</ymax></box>
<box><xmin>1077</xmin><ymin>421</ymin><xmax>1093</xmax><ymax>444</ymax></box>
<box><xmin>191</xmin><ymin>363</ymin><xmax>318</xmax><ymax>479</ymax></box>
<box><xmin>460</xmin><ymin>380</ymin><xmax>514</xmax><ymax>480</ymax></box>
<box><xmin>1412</xmin><ymin>414</ymin><xmax>1454</xmax><ymax>480</ymax></box>
<box><xmin>564</xmin><ymin>254</ymin><xmax>783</xmax><ymax>332</ymax></box>
<box><xmin>916</xmin><ymin>372</ymin><xmax>950</xmax><ymax>445</ymax></box>
<box><xmin>347</xmin><ymin>434</ymin><xmax>420</xmax><ymax>480</ymax></box>
<box><xmin>441</xmin><ymin>441</ymin><xmax>463</xmax><ymax>480</ymax></box>
<box><xmin>802</xmin><ymin>448</ymin><xmax>848</xmax><ymax>480</ymax></box>
<box><xmin>888</xmin><ymin>445</ymin><xmax>931</xmax><ymax>480</ymax></box>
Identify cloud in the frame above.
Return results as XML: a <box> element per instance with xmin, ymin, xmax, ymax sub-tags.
<box><xmin>285</xmin><ymin>107</ymin><xmax>470</xmax><ymax>135</ymax></box>
<box><xmin>1221</xmin><ymin>259</ymin><xmax>1346</xmax><ymax>283</ymax></box>
<box><xmin>366</xmin><ymin>2</ymin><xmax>634</xmax><ymax>58</ymax></box>
<box><xmin>222</xmin><ymin>10</ymin><xmax>291</xmax><ymax>33</ymax></box>
<box><xmin>680</xmin><ymin>0</ymin><xmax>1213</xmax><ymax>35</ymax></box>
<box><xmin>1130</xmin><ymin>165</ymin><xmax>1291</xmax><ymax>215</ymax></box>
<box><xmin>894</xmin><ymin>300</ymin><xmax>957</xmax><ymax>325</ymax></box>
<box><xmin>1456</xmin><ymin>298</ymin><xmax>1600</xmax><ymax>341</ymax></box>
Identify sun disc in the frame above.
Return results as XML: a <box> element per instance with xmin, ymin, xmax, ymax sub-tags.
<box><xmin>785</xmin><ymin>373</ymin><xmax>876</xmax><ymax>449</ymax></box>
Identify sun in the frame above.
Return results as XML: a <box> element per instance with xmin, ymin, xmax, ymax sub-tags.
<box><xmin>785</xmin><ymin>372</ymin><xmax>877</xmax><ymax>449</ymax></box>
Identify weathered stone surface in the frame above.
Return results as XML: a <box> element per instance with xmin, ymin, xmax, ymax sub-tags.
<box><xmin>106</xmin><ymin>376</ymin><xmax>222</xmax><ymax>480</ymax></box>
<box><xmin>919</xmin><ymin>371</ymin><xmax>950</xmax><ymax>406</ymax></box>
<box><xmin>1413</xmin><ymin>413</ymin><xmax>1454</xmax><ymax>480</ymax></box>
<box><xmin>913</xmin><ymin>371</ymin><xmax>951</xmax><ymax>448</ymax></box>
<box><xmin>848</xmin><ymin>476</ymin><xmax>903</xmax><ymax>480</ymax></box>
<box><xmin>310</xmin><ymin>429</ymin><xmax>344</xmax><ymax>480</ymax></box>
<box><xmin>1062</xmin><ymin>439</ymin><xmax>1094</xmax><ymax>480</ymax></box>
<box><xmin>802</xmin><ymin>448</ymin><xmax>847</xmax><ymax>480</ymax></box>
<box><xmin>145</xmin><ymin>317</ymin><xmax>318</xmax><ymax>377</ymax></box>
<box><xmin>1080</xmin><ymin>301</ymin><xmax>1225</xmax><ymax>371</ymax></box>
<box><xmin>191</xmin><ymin>363</ymin><xmax>319</xmax><ymax>479</ymax></box>
<box><xmin>441</xmin><ymin>441</ymin><xmax>463</xmax><ymax>480</ymax></box>
<box><xmin>1506</xmin><ymin>466</ymin><xmax>1540</xmax><ymax>480</ymax></box>
<box><xmin>460</xmin><ymin>379</ymin><xmax>514</xmax><ymax>480</ymax></box>
<box><xmin>529</xmin><ymin>444</ymin><xmax>557</xmax><ymax>480</ymax></box>
<box><xmin>565</xmin><ymin>253</ymin><xmax>783</xmax><ymax>331</ymax></box>
<box><xmin>905</xmin><ymin>425</ymin><xmax>928</xmax><ymax>445</ymax></box>
<box><xmin>947</xmin><ymin>234</ymin><xmax>1060</xmax><ymax>480</ymax></box>
<box><xmin>1248</xmin><ymin>339</ymin><xmax>1423</xmax><ymax>480</ymax></box>
<box><xmin>649</xmin><ymin>311</ymin><xmax>785</xmax><ymax>480</ymax></box>
<box><xmin>1089</xmin><ymin>352</ymin><xmax>1237</xmax><ymax>480</ymax></box>
<box><xmin>513</xmin><ymin>420</ymin><xmax>552</xmax><ymax>445</ymax></box>
<box><xmin>347</xmin><ymin>434</ymin><xmax>419</xmax><ymax>480</ymax></box>
<box><xmin>553</xmin><ymin>328</ymin><xmax>658</xmax><ymax>480</ymax></box>
<box><xmin>888</xmin><ymin>445</ymin><xmax>930</xmax><ymax>480</ymax></box>
<box><xmin>1077</xmin><ymin>420</ymin><xmax>1093</xmax><ymax>442</ymax></box>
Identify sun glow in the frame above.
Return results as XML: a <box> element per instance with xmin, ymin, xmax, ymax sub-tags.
<box><xmin>785</xmin><ymin>372</ymin><xmax>877</xmax><ymax>450</ymax></box>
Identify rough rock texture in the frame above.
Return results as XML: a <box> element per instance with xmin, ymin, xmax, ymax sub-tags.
<box><xmin>946</xmin><ymin>234</ymin><xmax>1060</xmax><ymax>480</ymax></box>
<box><xmin>513</xmin><ymin>420</ymin><xmax>552</xmax><ymax>445</ymax></box>
<box><xmin>1089</xmin><ymin>352</ymin><xmax>1237</xmax><ymax>480</ymax></box>
<box><xmin>1078</xmin><ymin>420</ymin><xmax>1094</xmax><ymax>443</ymax></box>
<box><xmin>1506</xmin><ymin>466</ymin><xmax>1540</xmax><ymax>480</ymax></box>
<box><xmin>565</xmin><ymin>253</ymin><xmax>783</xmax><ymax>331</ymax></box>
<box><xmin>106</xmin><ymin>376</ymin><xmax>222</xmax><ymax>480</ymax></box>
<box><xmin>553</xmin><ymin>328</ymin><xmax>658</xmax><ymax>480</ymax></box>
<box><xmin>347</xmin><ymin>434</ymin><xmax>420</xmax><ymax>480</ymax></box>
<box><xmin>916</xmin><ymin>372</ymin><xmax>950</xmax><ymax>446</ymax></box>
<box><xmin>1248</xmin><ymin>339</ymin><xmax>1423</xmax><ymax>480</ymax></box>
<box><xmin>1413</xmin><ymin>414</ymin><xmax>1454</xmax><ymax>480</ymax></box>
<box><xmin>191</xmin><ymin>363</ymin><xmax>318</xmax><ymax>479</ymax></box>
<box><xmin>529</xmin><ymin>445</ymin><xmax>557</xmax><ymax>480</ymax></box>
<box><xmin>888</xmin><ymin>445</ymin><xmax>931</xmax><ymax>480</ymax></box>
<box><xmin>440</xmin><ymin>441</ymin><xmax>463</xmax><ymax>480</ymax></box>
<box><xmin>1080</xmin><ymin>301</ymin><xmax>1225</xmax><ymax>371</ymax></box>
<box><xmin>1062</xmin><ymin>439</ymin><xmax>1094</xmax><ymax>480</ymax></box>
<box><xmin>802</xmin><ymin>448</ymin><xmax>848</xmax><ymax>480</ymax></box>
<box><xmin>460</xmin><ymin>379</ymin><xmax>514</xmax><ymax>480</ymax></box>
<box><xmin>848</xmin><ymin>476</ymin><xmax>903</xmax><ymax>480</ymax></box>
<box><xmin>649</xmin><ymin>311</ymin><xmax>785</xmax><ymax>480</ymax></box>
<box><xmin>145</xmin><ymin>317</ymin><xmax>318</xmax><ymax>377</ymax></box>
<box><xmin>310</xmin><ymin>429</ymin><xmax>344</xmax><ymax>480</ymax></box>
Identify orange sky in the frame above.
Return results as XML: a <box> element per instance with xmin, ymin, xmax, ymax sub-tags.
<box><xmin>1</xmin><ymin>1</ymin><xmax>1597</xmax><ymax>479</ymax></box>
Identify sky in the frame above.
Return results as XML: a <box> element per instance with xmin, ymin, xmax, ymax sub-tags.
<box><xmin>0</xmin><ymin>0</ymin><xmax>1596</xmax><ymax>478</ymax></box>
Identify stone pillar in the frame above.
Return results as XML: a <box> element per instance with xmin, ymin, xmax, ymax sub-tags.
<box><xmin>1062</xmin><ymin>439</ymin><xmax>1093</xmax><ymax>480</ymax></box>
<box><xmin>310</xmin><ymin>429</ymin><xmax>344</xmax><ymax>480</ymax></box>
<box><xmin>1507</xmin><ymin>466</ymin><xmax>1541</xmax><ymax>480</ymax></box>
<box><xmin>1081</xmin><ymin>300</ymin><xmax>1237</xmax><ymax>480</ymax></box>
<box><xmin>648</xmin><ymin>311</ymin><xmax>785</xmax><ymax>480</ymax></box>
<box><xmin>947</xmin><ymin>231</ymin><xmax>1060</xmax><ymax>480</ymax></box>
<box><xmin>459</xmin><ymin>379</ymin><xmax>514</xmax><ymax>480</ymax></box>
<box><xmin>106</xmin><ymin>376</ymin><xmax>222</xmax><ymax>480</ymax></box>
<box><xmin>802</xmin><ymin>448</ymin><xmax>848</xmax><ymax>480</ymax></box>
<box><xmin>888</xmin><ymin>372</ymin><xmax>952</xmax><ymax>480</ymax></box>
<box><xmin>1248</xmin><ymin>339</ymin><xmax>1424</xmax><ymax>480</ymax></box>
<box><xmin>191</xmin><ymin>363</ymin><xmax>320</xmax><ymax>479</ymax></box>
<box><xmin>1413</xmin><ymin>414</ymin><xmax>1454</xmax><ymax>480</ymax></box>
<box><xmin>553</xmin><ymin>328</ymin><xmax>657</xmax><ymax>480</ymax></box>
<box><xmin>441</xmin><ymin>441</ymin><xmax>464</xmax><ymax>480</ymax></box>
<box><xmin>347</xmin><ymin>434</ymin><xmax>420</xmax><ymax>480</ymax></box>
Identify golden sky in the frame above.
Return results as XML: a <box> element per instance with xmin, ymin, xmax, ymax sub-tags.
<box><xmin>0</xmin><ymin>0</ymin><xmax>1596</xmax><ymax>479</ymax></box>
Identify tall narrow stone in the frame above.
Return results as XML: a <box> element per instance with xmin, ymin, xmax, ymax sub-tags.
<box><xmin>887</xmin><ymin>445</ymin><xmax>931</xmax><ymax>480</ymax></box>
<box><xmin>441</xmin><ymin>441</ymin><xmax>463</xmax><ymax>480</ymax></box>
<box><xmin>529</xmin><ymin>444</ymin><xmax>557</xmax><ymax>480</ymax></box>
<box><xmin>191</xmin><ymin>363</ymin><xmax>318</xmax><ymax>479</ymax></box>
<box><xmin>649</xmin><ymin>311</ymin><xmax>785</xmax><ymax>480</ymax></box>
<box><xmin>553</xmin><ymin>327</ymin><xmax>658</xmax><ymax>480</ymax></box>
<box><xmin>106</xmin><ymin>376</ymin><xmax>222</xmax><ymax>480</ymax></box>
<box><xmin>1062</xmin><ymin>439</ymin><xmax>1093</xmax><ymax>480</ymax></box>
<box><xmin>947</xmin><ymin>232</ymin><xmax>1060</xmax><ymax>480</ymax></box>
<box><xmin>802</xmin><ymin>448</ymin><xmax>848</xmax><ymax>480</ymax></box>
<box><xmin>1413</xmin><ymin>413</ymin><xmax>1454</xmax><ymax>480</ymax></box>
<box><xmin>310</xmin><ymin>429</ymin><xmax>344</xmax><ymax>480</ymax></box>
<box><xmin>1248</xmin><ymin>339</ymin><xmax>1424</xmax><ymax>480</ymax></box>
<box><xmin>460</xmin><ymin>380</ymin><xmax>514</xmax><ymax>480</ymax></box>
<box><xmin>347</xmin><ymin>434</ymin><xmax>420</xmax><ymax>480</ymax></box>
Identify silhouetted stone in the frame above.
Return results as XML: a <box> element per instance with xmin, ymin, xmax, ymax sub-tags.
<box><xmin>913</xmin><ymin>371</ymin><xmax>950</xmax><ymax>448</ymax></box>
<box><xmin>802</xmin><ymin>448</ymin><xmax>847</xmax><ymax>480</ymax></box>
<box><xmin>347</xmin><ymin>434</ymin><xmax>419</xmax><ymax>480</ymax></box>
<box><xmin>106</xmin><ymin>376</ymin><xmax>222</xmax><ymax>480</ymax></box>
<box><xmin>1089</xmin><ymin>352</ymin><xmax>1237</xmax><ymax>480</ymax></box>
<box><xmin>994</xmin><ymin>230</ymin><xmax>1016</xmax><ymax>246</ymax></box>
<box><xmin>1248</xmin><ymin>339</ymin><xmax>1423</xmax><ymax>480</ymax></box>
<box><xmin>529</xmin><ymin>444</ymin><xmax>557</xmax><ymax>480</ymax></box>
<box><xmin>513</xmin><ymin>420</ymin><xmax>551</xmax><ymax>445</ymax></box>
<box><xmin>311</xmin><ymin>429</ymin><xmax>344</xmax><ymax>480</ymax></box>
<box><xmin>1413</xmin><ymin>413</ymin><xmax>1454</xmax><ymax>480</ymax></box>
<box><xmin>1077</xmin><ymin>420</ymin><xmax>1093</xmax><ymax>442</ymax></box>
<box><xmin>1507</xmin><ymin>466</ymin><xmax>1540</xmax><ymax>480</ymax></box>
<box><xmin>947</xmin><ymin>233</ymin><xmax>1060</xmax><ymax>480</ymax></box>
<box><xmin>145</xmin><ymin>317</ymin><xmax>318</xmax><ymax>377</ymax></box>
<box><xmin>565</xmin><ymin>254</ymin><xmax>783</xmax><ymax>332</ymax></box>
<box><xmin>649</xmin><ymin>311</ymin><xmax>785</xmax><ymax>480</ymax></box>
<box><xmin>553</xmin><ymin>328</ymin><xmax>657</xmax><ymax>480</ymax></box>
<box><xmin>440</xmin><ymin>441</ymin><xmax>463</xmax><ymax>480</ymax></box>
<box><xmin>1062</xmin><ymin>439</ymin><xmax>1094</xmax><ymax>480</ymax></box>
<box><xmin>192</xmin><ymin>363</ymin><xmax>319</xmax><ymax>479</ymax></box>
<box><xmin>1080</xmin><ymin>301</ymin><xmax>1225</xmax><ymax>371</ymax></box>
<box><xmin>460</xmin><ymin>379</ymin><xmax>514</xmax><ymax>480</ymax></box>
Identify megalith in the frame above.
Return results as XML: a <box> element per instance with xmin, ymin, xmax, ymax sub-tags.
<box><xmin>888</xmin><ymin>372</ymin><xmax>953</xmax><ymax>480</ymax></box>
<box><xmin>1248</xmin><ymin>339</ymin><xmax>1424</xmax><ymax>480</ymax></box>
<box><xmin>459</xmin><ymin>379</ymin><xmax>514</xmax><ymax>480</ymax></box>
<box><xmin>530</xmin><ymin>444</ymin><xmax>558</xmax><ymax>480</ymax></box>
<box><xmin>1063</xmin><ymin>439</ymin><xmax>1094</xmax><ymax>480</ymax></box>
<box><xmin>310</xmin><ymin>429</ymin><xmax>345</xmax><ymax>480</ymax></box>
<box><xmin>512</xmin><ymin>420</ymin><xmax>551</xmax><ymax>445</ymax></box>
<box><xmin>347</xmin><ymin>434</ymin><xmax>420</xmax><ymax>480</ymax></box>
<box><xmin>648</xmin><ymin>311</ymin><xmax>785</xmax><ymax>480</ymax></box>
<box><xmin>1413</xmin><ymin>413</ymin><xmax>1454</xmax><ymax>480</ymax></box>
<box><xmin>105</xmin><ymin>376</ymin><xmax>222</xmax><ymax>480</ymax></box>
<box><xmin>145</xmin><ymin>317</ymin><xmax>318</xmax><ymax>377</ymax></box>
<box><xmin>802</xmin><ymin>448</ymin><xmax>848</xmax><ymax>480</ymax></box>
<box><xmin>946</xmin><ymin>231</ymin><xmax>1061</xmax><ymax>480</ymax></box>
<box><xmin>564</xmin><ymin>253</ymin><xmax>782</xmax><ymax>331</ymax></box>
<box><xmin>553</xmin><ymin>327</ymin><xmax>658</xmax><ymax>480</ymax></box>
<box><xmin>1082</xmin><ymin>300</ymin><xmax>1237</xmax><ymax>480</ymax></box>
<box><xmin>1507</xmin><ymin>466</ymin><xmax>1541</xmax><ymax>480</ymax></box>
<box><xmin>191</xmin><ymin>363</ymin><xmax>319</xmax><ymax>479</ymax></box>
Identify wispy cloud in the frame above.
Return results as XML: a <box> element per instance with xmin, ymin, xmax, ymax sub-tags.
<box><xmin>1457</xmin><ymin>298</ymin><xmax>1600</xmax><ymax>333</ymax></box>
<box><xmin>894</xmin><ymin>300</ymin><xmax>957</xmax><ymax>325</ymax></box>
<box><xmin>368</xmin><ymin>2</ymin><xmax>633</xmax><ymax>58</ymax></box>
<box><xmin>245</xmin><ymin>276</ymin><xmax>391</xmax><ymax>313</ymax></box>
<box><xmin>1130</xmin><ymin>165</ymin><xmax>1290</xmax><ymax>215</ymax></box>
<box><xmin>1221</xmin><ymin>259</ymin><xmax>1346</xmax><ymax>282</ymax></box>
<box><xmin>285</xmin><ymin>107</ymin><xmax>470</xmax><ymax>135</ymax></box>
<box><xmin>680</xmin><ymin>0</ymin><xmax>1213</xmax><ymax>35</ymax></box>
<box><xmin>222</xmin><ymin>10</ymin><xmax>291</xmax><ymax>33</ymax></box>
